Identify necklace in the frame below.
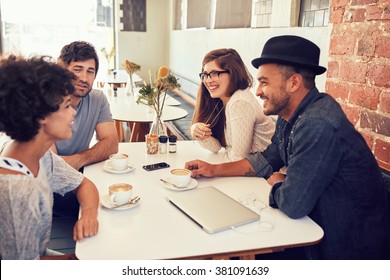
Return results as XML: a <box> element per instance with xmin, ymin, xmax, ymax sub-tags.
<box><xmin>205</xmin><ymin>100</ymin><xmax>226</xmax><ymax>127</ymax></box>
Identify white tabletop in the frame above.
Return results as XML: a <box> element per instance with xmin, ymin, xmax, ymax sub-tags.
<box><xmin>76</xmin><ymin>141</ymin><xmax>323</xmax><ymax>260</ymax></box>
<box><xmin>107</xmin><ymin>88</ymin><xmax>187</xmax><ymax>123</ymax></box>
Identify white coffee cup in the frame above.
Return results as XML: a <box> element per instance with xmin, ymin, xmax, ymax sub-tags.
<box><xmin>170</xmin><ymin>168</ymin><xmax>192</xmax><ymax>188</ymax></box>
<box><xmin>109</xmin><ymin>153</ymin><xmax>128</xmax><ymax>170</ymax></box>
<box><xmin>109</xmin><ymin>183</ymin><xmax>133</xmax><ymax>205</ymax></box>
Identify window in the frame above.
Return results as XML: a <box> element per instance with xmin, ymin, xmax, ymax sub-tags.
<box><xmin>174</xmin><ymin>0</ymin><xmax>255</xmax><ymax>30</ymax></box>
<box><xmin>299</xmin><ymin>0</ymin><xmax>329</xmax><ymax>27</ymax></box>
<box><xmin>187</xmin><ymin>0</ymin><xmax>212</xmax><ymax>29</ymax></box>
<box><xmin>214</xmin><ymin>0</ymin><xmax>251</xmax><ymax>29</ymax></box>
<box><xmin>252</xmin><ymin>0</ymin><xmax>272</xmax><ymax>28</ymax></box>
<box><xmin>0</xmin><ymin>0</ymin><xmax>114</xmax><ymax>69</ymax></box>
<box><xmin>120</xmin><ymin>0</ymin><xmax>146</xmax><ymax>31</ymax></box>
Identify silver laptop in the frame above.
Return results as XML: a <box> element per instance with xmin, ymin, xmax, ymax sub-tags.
<box><xmin>166</xmin><ymin>186</ymin><xmax>260</xmax><ymax>234</ymax></box>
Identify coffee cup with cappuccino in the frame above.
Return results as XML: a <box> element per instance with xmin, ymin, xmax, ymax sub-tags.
<box><xmin>109</xmin><ymin>153</ymin><xmax>128</xmax><ymax>170</ymax></box>
<box><xmin>109</xmin><ymin>183</ymin><xmax>133</xmax><ymax>205</ymax></box>
<box><xmin>170</xmin><ymin>168</ymin><xmax>191</xmax><ymax>188</ymax></box>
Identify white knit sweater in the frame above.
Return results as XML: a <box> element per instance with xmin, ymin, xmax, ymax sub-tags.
<box><xmin>197</xmin><ymin>89</ymin><xmax>275</xmax><ymax>161</ymax></box>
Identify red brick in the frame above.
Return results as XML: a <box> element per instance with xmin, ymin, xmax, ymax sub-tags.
<box><xmin>374</xmin><ymin>138</ymin><xmax>390</xmax><ymax>167</ymax></box>
<box><xmin>330</xmin><ymin>35</ymin><xmax>356</xmax><ymax>55</ymax></box>
<box><xmin>360</xmin><ymin>110</ymin><xmax>390</xmax><ymax>136</ymax></box>
<box><xmin>351</xmin><ymin>0</ymin><xmax>379</xmax><ymax>5</ymax></box>
<box><xmin>367</xmin><ymin>64</ymin><xmax>390</xmax><ymax>87</ymax></box>
<box><xmin>349</xmin><ymin>84</ymin><xmax>380</xmax><ymax>109</ymax></box>
<box><xmin>366</xmin><ymin>5</ymin><xmax>383</xmax><ymax>20</ymax></box>
<box><xmin>327</xmin><ymin>61</ymin><xmax>340</xmax><ymax>78</ymax></box>
<box><xmin>378</xmin><ymin>161</ymin><xmax>390</xmax><ymax>171</ymax></box>
<box><xmin>379</xmin><ymin>91</ymin><xmax>390</xmax><ymax>114</ymax></box>
<box><xmin>341</xmin><ymin>103</ymin><xmax>361</xmax><ymax>125</ymax></box>
<box><xmin>354</xmin><ymin>21</ymin><xmax>384</xmax><ymax>35</ymax></box>
<box><xmin>383</xmin><ymin>4</ymin><xmax>390</xmax><ymax>20</ymax></box>
<box><xmin>382</xmin><ymin>21</ymin><xmax>390</xmax><ymax>32</ymax></box>
<box><xmin>331</xmin><ymin>7</ymin><xmax>345</xmax><ymax>23</ymax></box>
<box><xmin>353</xmin><ymin>8</ymin><xmax>367</xmax><ymax>22</ymax></box>
<box><xmin>333</xmin><ymin>0</ymin><xmax>351</xmax><ymax>7</ymax></box>
<box><xmin>340</xmin><ymin>61</ymin><xmax>368</xmax><ymax>83</ymax></box>
<box><xmin>376</xmin><ymin>36</ymin><xmax>390</xmax><ymax>58</ymax></box>
<box><xmin>326</xmin><ymin>81</ymin><xmax>349</xmax><ymax>100</ymax></box>
<box><xmin>357</xmin><ymin>36</ymin><xmax>376</xmax><ymax>56</ymax></box>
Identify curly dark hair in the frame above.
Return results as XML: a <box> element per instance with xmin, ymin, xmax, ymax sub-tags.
<box><xmin>0</xmin><ymin>55</ymin><xmax>75</xmax><ymax>141</ymax></box>
<box><xmin>58</xmin><ymin>41</ymin><xmax>99</xmax><ymax>75</ymax></box>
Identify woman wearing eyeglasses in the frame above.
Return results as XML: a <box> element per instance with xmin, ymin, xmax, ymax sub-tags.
<box><xmin>191</xmin><ymin>48</ymin><xmax>275</xmax><ymax>161</ymax></box>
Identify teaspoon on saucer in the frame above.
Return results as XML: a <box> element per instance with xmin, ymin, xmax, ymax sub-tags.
<box><xmin>110</xmin><ymin>196</ymin><xmax>140</xmax><ymax>209</ymax></box>
<box><xmin>160</xmin><ymin>178</ymin><xmax>184</xmax><ymax>189</ymax></box>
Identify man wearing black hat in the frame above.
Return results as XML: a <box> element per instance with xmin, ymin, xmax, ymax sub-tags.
<box><xmin>186</xmin><ymin>35</ymin><xmax>389</xmax><ymax>259</ymax></box>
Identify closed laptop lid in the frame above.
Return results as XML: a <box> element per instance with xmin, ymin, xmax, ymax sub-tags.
<box><xmin>166</xmin><ymin>186</ymin><xmax>260</xmax><ymax>234</ymax></box>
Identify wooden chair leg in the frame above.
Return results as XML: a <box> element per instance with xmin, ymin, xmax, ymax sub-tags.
<box><xmin>114</xmin><ymin>120</ymin><xmax>124</xmax><ymax>142</ymax></box>
<box><xmin>130</xmin><ymin>122</ymin><xmax>150</xmax><ymax>142</ymax></box>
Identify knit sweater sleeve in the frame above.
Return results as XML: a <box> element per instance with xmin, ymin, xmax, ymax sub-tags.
<box><xmin>224</xmin><ymin>98</ymin><xmax>257</xmax><ymax>161</ymax></box>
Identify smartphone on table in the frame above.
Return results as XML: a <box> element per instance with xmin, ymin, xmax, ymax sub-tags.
<box><xmin>142</xmin><ymin>162</ymin><xmax>170</xmax><ymax>171</ymax></box>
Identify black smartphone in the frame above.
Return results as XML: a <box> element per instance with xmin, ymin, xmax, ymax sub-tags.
<box><xmin>142</xmin><ymin>162</ymin><xmax>170</xmax><ymax>171</ymax></box>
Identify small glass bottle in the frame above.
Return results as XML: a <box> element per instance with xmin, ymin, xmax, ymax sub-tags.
<box><xmin>113</xmin><ymin>87</ymin><xmax>117</xmax><ymax>97</ymax></box>
<box><xmin>168</xmin><ymin>135</ymin><xmax>177</xmax><ymax>153</ymax></box>
<box><xmin>158</xmin><ymin>135</ymin><xmax>168</xmax><ymax>154</ymax></box>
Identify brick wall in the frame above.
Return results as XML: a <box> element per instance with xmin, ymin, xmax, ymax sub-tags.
<box><xmin>326</xmin><ymin>0</ymin><xmax>390</xmax><ymax>170</ymax></box>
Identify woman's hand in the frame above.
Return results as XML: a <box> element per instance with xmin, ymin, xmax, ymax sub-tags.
<box><xmin>191</xmin><ymin>123</ymin><xmax>212</xmax><ymax>141</ymax></box>
<box><xmin>73</xmin><ymin>207</ymin><xmax>99</xmax><ymax>241</ymax></box>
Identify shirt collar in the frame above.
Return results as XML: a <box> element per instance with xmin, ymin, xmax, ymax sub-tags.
<box><xmin>287</xmin><ymin>87</ymin><xmax>323</xmax><ymax>126</ymax></box>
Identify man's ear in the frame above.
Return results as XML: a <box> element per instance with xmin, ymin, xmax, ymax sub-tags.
<box><xmin>288</xmin><ymin>73</ymin><xmax>303</xmax><ymax>92</ymax></box>
<box><xmin>57</xmin><ymin>58</ymin><xmax>67</xmax><ymax>68</ymax></box>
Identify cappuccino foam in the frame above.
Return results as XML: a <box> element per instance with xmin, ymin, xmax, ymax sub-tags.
<box><xmin>171</xmin><ymin>169</ymin><xmax>191</xmax><ymax>176</ymax></box>
<box><xmin>110</xmin><ymin>184</ymin><xmax>132</xmax><ymax>192</ymax></box>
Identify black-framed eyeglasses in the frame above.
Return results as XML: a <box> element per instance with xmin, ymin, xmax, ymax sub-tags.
<box><xmin>199</xmin><ymin>70</ymin><xmax>229</xmax><ymax>81</ymax></box>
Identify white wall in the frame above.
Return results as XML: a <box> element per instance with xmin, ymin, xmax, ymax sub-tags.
<box><xmin>116</xmin><ymin>0</ymin><xmax>331</xmax><ymax>93</ymax></box>
<box><xmin>169</xmin><ymin>27</ymin><xmax>330</xmax><ymax>94</ymax></box>
<box><xmin>117</xmin><ymin>0</ymin><xmax>170</xmax><ymax>79</ymax></box>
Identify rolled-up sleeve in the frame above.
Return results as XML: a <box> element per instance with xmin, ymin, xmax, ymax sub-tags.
<box><xmin>246</xmin><ymin>131</ymin><xmax>284</xmax><ymax>178</ymax></box>
<box><xmin>246</xmin><ymin>151</ymin><xmax>274</xmax><ymax>178</ymax></box>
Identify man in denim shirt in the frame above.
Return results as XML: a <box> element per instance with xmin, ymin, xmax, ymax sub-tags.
<box><xmin>186</xmin><ymin>35</ymin><xmax>389</xmax><ymax>259</ymax></box>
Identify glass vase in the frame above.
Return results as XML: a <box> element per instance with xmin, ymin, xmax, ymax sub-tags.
<box><xmin>125</xmin><ymin>73</ymin><xmax>134</xmax><ymax>96</ymax></box>
<box><xmin>149</xmin><ymin>112</ymin><xmax>167</xmax><ymax>136</ymax></box>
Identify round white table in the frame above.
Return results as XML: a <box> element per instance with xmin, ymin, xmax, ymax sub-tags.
<box><xmin>107</xmin><ymin>88</ymin><xmax>188</xmax><ymax>142</ymax></box>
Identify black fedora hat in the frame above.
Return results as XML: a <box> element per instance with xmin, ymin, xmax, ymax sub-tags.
<box><xmin>251</xmin><ymin>35</ymin><xmax>327</xmax><ymax>75</ymax></box>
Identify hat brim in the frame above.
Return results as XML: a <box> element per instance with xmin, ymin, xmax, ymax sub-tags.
<box><xmin>251</xmin><ymin>57</ymin><xmax>327</xmax><ymax>75</ymax></box>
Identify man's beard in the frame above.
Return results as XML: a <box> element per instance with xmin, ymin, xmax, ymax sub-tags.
<box><xmin>73</xmin><ymin>87</ymin><xmax>92</xmax><ymax>98</ymax></box>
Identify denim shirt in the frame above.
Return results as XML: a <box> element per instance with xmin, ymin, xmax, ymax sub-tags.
<box><xmin>246</xmin><ymin>88</ymin><xmax>389</xmax><ymax>259</ymax></box>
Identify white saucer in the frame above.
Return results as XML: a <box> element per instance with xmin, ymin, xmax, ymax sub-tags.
<box><xmin>160</xmin><ymin>176</ymin><xmax>198</xmax><ymax>191</ymax></box>
<box><xmin>103</xmin><ymin>160</ymin><xmax>135</xmax><ymax>174</ymax></box>
<box><xmin>100</xmin><ymin>194</ymin><xmax>140</xmax><ymax>210</ymax></box>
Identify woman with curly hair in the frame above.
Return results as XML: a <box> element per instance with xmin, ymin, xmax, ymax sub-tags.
<box><xmin>0</xmin><ymin>56</ymin><xmax>99</xmax><ymax>260</ymax></box>
<box><xmin>191</xmin><ymin>48</ymin><xmax>275</xmax><ymax>161</ymax></box>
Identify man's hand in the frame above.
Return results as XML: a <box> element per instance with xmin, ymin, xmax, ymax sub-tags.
<box><xmin>267</xmin><ymin>172</ymin><xmax>286</xmax><ymax>186</ymax></box>
<box><xmin>186</xmin><ymin>158</ymin><xmax>255</xmax><ymax>178</ymax></box>
<box><xmin>185</xmin><ymin>160</ymin><xmax>216</xmax><ymax>178</ymax></box>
